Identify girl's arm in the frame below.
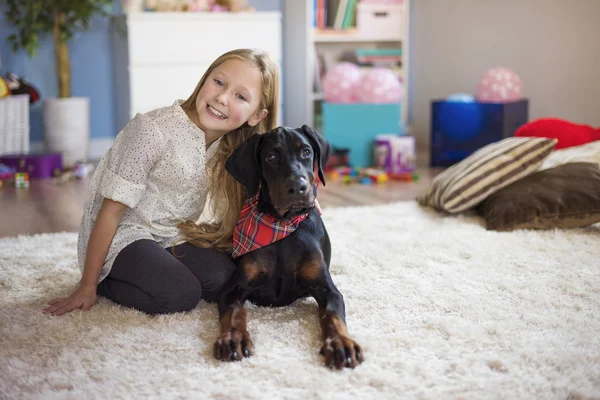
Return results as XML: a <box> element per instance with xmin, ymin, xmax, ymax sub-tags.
<box><xmin>43</xmin><ymin>198</ymin><xmax>128</xmax><ymax>316</ymax></box>
<box><xmin>80</xmin><ymin>198</ymin><xmax>128</xmax><ymax>287</ymax></box>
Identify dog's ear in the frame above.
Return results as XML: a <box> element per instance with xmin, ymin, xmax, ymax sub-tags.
<box><xmin>299</xmin><ymin>124</ymin><xmax>331</xmax><ymax>186</ymax></box>
<box><xmin>225</xmin><ymin>133</ymin><xmax>263</xmax><ymax>197</ymax></box>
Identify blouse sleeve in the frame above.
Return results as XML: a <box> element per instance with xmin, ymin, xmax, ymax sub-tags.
<box><xmin>99</xmin><ymin>113</ymin><xmax>166</xmax><ymax>208</ymax></box>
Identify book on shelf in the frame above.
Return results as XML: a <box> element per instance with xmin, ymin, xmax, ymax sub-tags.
<box><xmin>314</xmin><ymin>0</ymin><xmax>358</xmax><ymax>31</ymax></box>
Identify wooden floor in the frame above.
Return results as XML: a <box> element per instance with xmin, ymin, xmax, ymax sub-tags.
<box><xmin>0</xmin><ymin>156</ymin><xmax>441</xmax><ymax>237</ymax></box>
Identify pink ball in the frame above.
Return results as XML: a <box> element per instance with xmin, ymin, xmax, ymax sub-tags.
<box><xmin>358</xmin><ymin>68</ymin><xmax>402</xmax><ymax>103</ymax></box>
<box><xmin>322</xmin><ymin>63</ymin><xmax>362</xmax><ymax>103</ymax></box>
<box><xmin>475</xmin><ymin>66</ymin><xmax>523</xmax><ymax>103</ymax></box>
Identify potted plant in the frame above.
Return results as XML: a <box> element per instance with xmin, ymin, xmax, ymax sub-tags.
<box><xmin>4</xmin><ymin>0</ymin><xmax>112</xmax><ymax>167</ymax></box>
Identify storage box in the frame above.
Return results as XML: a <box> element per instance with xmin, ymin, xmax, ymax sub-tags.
<box><xmin>0</xmin><ymin>94</ymin><xmax>30</xmax><ymax>156</ymax></box>
<box><xmin>430</xmin><ymin>99</ymin><xmax>529</xmax><ymax>167</ymax></box>
<box><xmin>323</xmin><ymin>102</ymin><xmax>402</xmax><ymax>167</ymax></box>
<box><xmin>0</xmin><ymin>153</ymin><xmax>63</xmax><ymax>179</ymax></box>
<box><xmin>374</xmin><ymin>134</ymin><xmax>415</xmax><ymax>173</ymax></box>
<box><xmin>357</xmin><ymin>3</ymin><xmax>403</xmax><ymax>41</ymax></box>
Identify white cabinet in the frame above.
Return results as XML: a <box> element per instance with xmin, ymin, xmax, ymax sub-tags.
<box><xmin>112</xmin><ymin>12</ymin><xmax>282</xmax><ymax>131</ymax></box>
<box><xmin>282</xmin><ymin>0</ymin><xmax>410</xmax><ymax>131</ymax></box>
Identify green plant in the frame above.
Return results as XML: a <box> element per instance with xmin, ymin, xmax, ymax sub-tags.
<box><xmin>4</xmin><ymin>0</ymin><xmax>113</xmax><ymax>98</ymax></box>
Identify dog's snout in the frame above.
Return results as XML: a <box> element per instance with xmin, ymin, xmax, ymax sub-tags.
<box><xmin>286</xmin><ymin>176</ymin><xmax>308</xmax><ymax>196</ymax></box>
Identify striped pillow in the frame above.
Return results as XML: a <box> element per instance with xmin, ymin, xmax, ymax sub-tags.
<box><xmin>417</xmin><ymin>137</ymin><xmax>558</xmax><ymax>213</ymax></box>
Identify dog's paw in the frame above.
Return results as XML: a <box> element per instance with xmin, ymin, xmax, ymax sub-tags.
<box><xmin>213</xmin><ymin>328</ymin><xmax>254</xmax><ymax>361</ymax></box>
<box><xmin>320</xmin><ymin>335</ymin><xmax>363</xmax><ymax>369</ymax></box>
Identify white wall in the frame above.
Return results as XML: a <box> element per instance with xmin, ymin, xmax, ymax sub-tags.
<box><xmin>410</xmin><ymin>0</ymin><xmax>600</xmax><ymax>148</ymax></box>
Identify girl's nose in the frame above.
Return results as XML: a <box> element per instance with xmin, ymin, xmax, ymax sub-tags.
<box><xmin>215</xmin><ymin>91</ymin><xmax>228</xmax><ymax>106</ymax></box>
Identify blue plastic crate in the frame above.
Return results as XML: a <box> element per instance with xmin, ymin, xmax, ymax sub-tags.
<box><xmin>322</xmin><ymin>102</ymin><xmax>402</xmax><ymax>167</ymax></box>
<box><xmin>431</xmin><ymin>99</ymin><xmax>529</xmax><ymax>167</ymax></box>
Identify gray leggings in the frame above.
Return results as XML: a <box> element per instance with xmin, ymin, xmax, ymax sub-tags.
<box><xmin>97</xmin><ymin>239</ymin><xmax>236</xmax><ymax>315</ymax></box>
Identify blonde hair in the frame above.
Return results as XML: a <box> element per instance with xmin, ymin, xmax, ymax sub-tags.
<box><xmin>178</xmin><ymin>48</ymin><xmax>279</xmax><ymax>252</ymax></box>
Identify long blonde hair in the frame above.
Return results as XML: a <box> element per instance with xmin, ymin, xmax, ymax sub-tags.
<box><xmin>178</xmin><ymin>49</ymin><xmax>279</xmax><ymax>252</ymax></box>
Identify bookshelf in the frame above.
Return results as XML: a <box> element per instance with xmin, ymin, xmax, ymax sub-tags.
<box><xmin>282</xmin><ymin>0</ymin><xmax>410</xmax><ymax>132</ymax></box>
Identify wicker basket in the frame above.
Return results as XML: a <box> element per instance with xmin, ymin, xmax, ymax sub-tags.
<box><xmin>0</xmin><ymin>94</ymin><xmax>30</xmax><ymax>156</ymax></box>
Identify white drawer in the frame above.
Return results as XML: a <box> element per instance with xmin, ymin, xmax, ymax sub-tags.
<box><xmin>356</xmin><ymin>3</ymin><xmax>403</xmax><ymax>41</ymax></box>
<box><xmin>127</xmin><ymin>13</ymin><xmax>282</xmax><ymax>65</ymax></box>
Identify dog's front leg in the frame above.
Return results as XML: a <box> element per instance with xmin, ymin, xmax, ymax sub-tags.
<box><xmin>213</xmin><ymin>269</ymin><xmax>254</xmax><ymax>362</ymax></box>
<box><xmin>305</xmin><ymin>271</ymin><xmax>363</xmax><ymax>369</ymax></box>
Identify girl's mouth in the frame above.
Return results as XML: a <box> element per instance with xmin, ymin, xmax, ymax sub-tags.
<box><xmin>207</xmin><ymin>105</ymin><xmax>227</xmax><ymax>120</ymax></box>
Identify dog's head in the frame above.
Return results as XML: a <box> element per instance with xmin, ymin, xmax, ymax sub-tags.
<box><xmin>225</xmin><ymin>125</ymin><xmax>331</xmax><ymax>219</ymax></box>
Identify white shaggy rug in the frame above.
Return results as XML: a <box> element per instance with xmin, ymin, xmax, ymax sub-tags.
<box><xmin>1</xmin><ymin>201</ymin><xmax>599</xmax><ymax>400</ymax></box>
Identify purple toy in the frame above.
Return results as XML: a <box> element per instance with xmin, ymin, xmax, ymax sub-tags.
<box><xmin>0</xmin><ymin>153</ymin><xmax>63</xmax><ymax>179</ymax></box>
<box><xmin>374</xmin><ymin>135</ymin><xmax>415</xmax><ymax>174</ymax></box>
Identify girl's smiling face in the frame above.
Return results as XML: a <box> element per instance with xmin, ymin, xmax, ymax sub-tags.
<box><xmin>194</xmin><ymin>58</ymin><xmax>267</xmax><ymax>139</ymax></box>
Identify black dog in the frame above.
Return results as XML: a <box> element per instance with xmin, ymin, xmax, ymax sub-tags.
<box><xmin>213</xmin><ymin>125</ymin><xmax>363</xmax><ymax>369</ymax></box>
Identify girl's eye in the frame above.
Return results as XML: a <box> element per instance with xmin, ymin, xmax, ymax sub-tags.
<box><xmin>265</xmin><ymin>152</ymin><xmax>278</xmax><ymax>163</ymax></box>
<box><xmin>301</xmin><ymin>148</ymin><xmax>312</xmax><ymax>158</ymax></box>
<box><xmin>237</xmin><ymin>94</ymin><xmax>247</xmax><ymax>101</ymax></box>
<box><xmin>214</xmin><ymin>79</ymin><xmax>224</xmax><ymax>87</ymax></box>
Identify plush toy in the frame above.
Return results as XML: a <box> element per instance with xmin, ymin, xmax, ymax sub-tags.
<box><xmin>515</xmin><ymin>118</ymin><xmax>600</xmax><ymax>150</ymax></box>
<box><xmin>214</xmin><ymin>0</ymin><xmax>254</xmax><ymax>12</ymax></box>
<box><xmin>5</xmin><ymin>73</ymin><xmax>40</xmax><ymax>103</ymax></box>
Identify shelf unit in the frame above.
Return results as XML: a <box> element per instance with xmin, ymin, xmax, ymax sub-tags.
<box><xmin>282</xmin><ymin>0</ymin><xmax>410</xmax><ymax>132</ymax></box>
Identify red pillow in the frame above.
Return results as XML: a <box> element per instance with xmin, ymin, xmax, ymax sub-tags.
<box><xmin>514</xmin><ymin>118</ymin><xmax>600</xmax><ymax>149</ymax></box>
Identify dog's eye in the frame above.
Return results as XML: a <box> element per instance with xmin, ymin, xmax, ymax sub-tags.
<box><xmin>301</xmin><ymin>148</ymin><xmax>312</xmax><ymax>158</ymax></box>
<box><xmin>265</xmin><ymin>152</ymin><xmax>278</xmax><ymax>163</ymax></box>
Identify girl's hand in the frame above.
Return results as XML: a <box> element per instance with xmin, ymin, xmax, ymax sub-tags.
<box><xmin>43</xmin><ymin>284</ymin><xmax>97</xmax><ymax>316</ymax></box>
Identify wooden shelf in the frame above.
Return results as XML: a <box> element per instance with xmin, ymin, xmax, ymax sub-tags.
<box><xmin>313</xmin><ymin>29</ymin><xmax>402</xmax><ymax>43</ymax></box>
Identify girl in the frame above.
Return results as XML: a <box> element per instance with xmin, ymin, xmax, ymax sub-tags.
<box><xmin>44</xmin><ymin>48</ymin><xmax>279</xmax><ymax>316</ymax></box>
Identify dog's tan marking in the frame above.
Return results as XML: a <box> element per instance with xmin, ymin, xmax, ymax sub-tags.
<box><xmin>298</xmin><ymin>256</ymin><xmax>322</xmax><ymax>281</ymax></box>
<box><xmin>220</xmin><ymin>301</ymin><xmax>247</xmax><ymax>333</ymax></box>
<box><xmin>243</xmin><ymin>261</ymin><xmax>265</xmax><ymax>281</ymax></box>
<box><xmin>320</xmin><ymin>311</ymin><xmax>349</xmax><ymax>338</ymax></box>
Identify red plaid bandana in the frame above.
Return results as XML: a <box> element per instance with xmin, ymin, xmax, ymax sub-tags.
<box><xmin>232</xmin><ymin>194</ymin><xmax>309</xmax><ymax>258</ymax></box>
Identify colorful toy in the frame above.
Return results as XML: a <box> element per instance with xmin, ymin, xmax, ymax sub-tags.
<box><xmin>0</xmin><ymin>163</ymin><xmax>15</xmax><ymax>181</ymax></box>
<box><xmin>327</xmin><ymin>166</ymin><xmax>390</xmax><ymax>185</ymax></box>
<box><xmin>14</xmin><ymin>172</ymin><xmax>29</xmax><ymax>188</ymax></box>
<box><xmin>322</xmin><ymin>62</ymin><xmax>362</xmax><ymax>103</ymax></box>
<box><xmin>374</xmin><ymin>134</ymin><xmax>415</xmax><ymax>174</ymax></box>
<box><xmin>357</xmin><ymin>67</ymin><xmax>402</xmax><ymax>104</ymax></box>
<box><xmin>389</xmin><ymin>172</ymin><xmax>419</xmax><ymax>182</ymax></box>
<box><xmin>475</xmin><ymin>66</ymin><xmax>523</xmax><ymax>103</ymax></box>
